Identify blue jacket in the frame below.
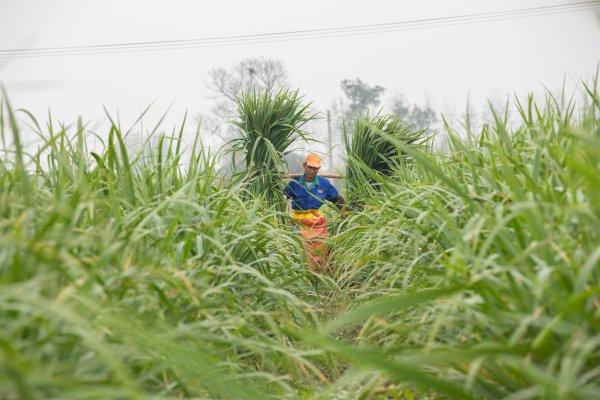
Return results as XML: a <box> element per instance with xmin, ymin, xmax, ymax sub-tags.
<box><xmin>284</xmin><ymin>175</ymin><xmax>340</xmax><ymax>210</ymax></box>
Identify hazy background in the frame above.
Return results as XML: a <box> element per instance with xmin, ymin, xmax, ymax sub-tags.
<box><xmin>1</xmin><ymin>0</ymin><xmax>599</xmax><ymax>165</ymax></box>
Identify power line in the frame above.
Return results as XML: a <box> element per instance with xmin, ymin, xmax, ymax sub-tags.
<box><xmin>5</xmin><ymin>1</ymin><xmax>596</xmax><ymax>53</ymax></box>
<box><xmin>2</xmin><ymin>2</ymin><xmax>596</xmax><ymax>58</ymax></box>
<box><xmin>1</xmin><ymin>1</ymin><xmax>597</xmax><ymax>58</ymax></box>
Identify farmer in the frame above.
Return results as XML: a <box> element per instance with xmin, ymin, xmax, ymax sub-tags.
<box><xmin>284</xmin><ymin>153</ymin><xmax>344</xmax><ymax>271</ymax></box>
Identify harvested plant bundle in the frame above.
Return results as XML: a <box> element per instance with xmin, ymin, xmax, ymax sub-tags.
<box><xmin>343</xmin><ymin>113</ymin><xmax>425</xmax><ymax>202</ymax></box>
<box><xmin>231</xmin><ymin>89</ymin><xmax>316</xmax><ymax>209</ymax></box>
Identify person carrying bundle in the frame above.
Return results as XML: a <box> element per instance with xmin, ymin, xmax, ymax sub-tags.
<box><xmin>283</xmin><ymin>153</ymin><xmax>345</xmax><ymax>271</ymax></box>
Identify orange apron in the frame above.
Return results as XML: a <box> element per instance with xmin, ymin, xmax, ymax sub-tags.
<box><xmin>291</xmin><ymin>209</ymin><xmax>328</xmax><ymax>272</ymax></box>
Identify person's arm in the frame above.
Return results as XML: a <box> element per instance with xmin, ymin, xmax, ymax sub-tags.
<box><xmin>283</xmin><ymin>181</ymin><xmax>294</xmax><ymax>199</ymax></box>
<box><xmin>325</xmin><ymin>181</ymin><xmax>345</xmax><ymax>210</ymax></box>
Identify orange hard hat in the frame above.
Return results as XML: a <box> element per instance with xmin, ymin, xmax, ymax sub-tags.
<box><xmin>305</xmin><ymin>153</ymin><xmax>322</xmax><ymax>168</ymax></box>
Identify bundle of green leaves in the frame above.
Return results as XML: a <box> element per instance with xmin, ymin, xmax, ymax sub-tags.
<box><xmin>230</xmin><ymin>88</ymin><xmax>316</xmax><ymax>210</ymax></box>
<box><xmin>343</xmin><ymin>113</ymin><xmax>426</xmax><ymax>204</ymax></box>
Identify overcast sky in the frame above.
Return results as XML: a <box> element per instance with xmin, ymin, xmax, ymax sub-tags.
<box><xmin>1</xmin><ymin>0</ymin><xmax>599</xmax><ymax>143</ymax></box>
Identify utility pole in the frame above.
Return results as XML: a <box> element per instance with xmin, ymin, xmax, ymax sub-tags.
<box><xmin>326</xmin><ymin>110</ymin><xmax>333</xmax><ymax>173</ymax></box>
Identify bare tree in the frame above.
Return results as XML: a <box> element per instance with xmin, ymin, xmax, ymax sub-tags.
<box><xmin>207</xmin><ymin>57</ymin><xmax>289</xmax><ymax>120</ymax></box>
<box><xmin>203</xmin><ymin>57</ymin><xmax>290</xmax><ymax>170</ymax></box>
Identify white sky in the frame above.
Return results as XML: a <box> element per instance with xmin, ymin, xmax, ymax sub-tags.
<box><xmin>1</xmin><ymin>0</ymin><xmax>599</xmax><ymax>145</ymax></box>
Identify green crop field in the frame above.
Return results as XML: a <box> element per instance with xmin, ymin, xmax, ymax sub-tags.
<box><xmin>1</xmin><ymin>75</ymin><xmax>598</xmax><ymax>399</ymax></box>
